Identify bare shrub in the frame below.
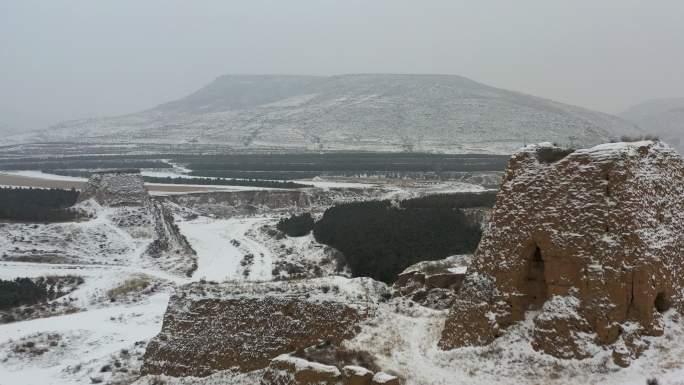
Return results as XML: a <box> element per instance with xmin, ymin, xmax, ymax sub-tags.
<box><xmin>107</xmin><ymin>276</ymin><xmax>152</xmax><ymax>300</ymax></box>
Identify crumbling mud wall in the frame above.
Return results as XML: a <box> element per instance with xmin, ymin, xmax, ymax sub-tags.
<box><xmin>142</xmin><ymin>278</ymin><xmax>386</xmax><ymax>377</ymax></box>
<box><xmin>78</xmin><ymin>169</ymin><xmax>149</xmax><ymax>206</ymax></box>
<box><xmin>439</xmin><ymin>141</ymin><xmax>684</xmax><ymax>366</ymax></box>
<box><xmin>78</xmin><ymin>170</ymin><xmax>197</xmax><ymax>275</ymax></box>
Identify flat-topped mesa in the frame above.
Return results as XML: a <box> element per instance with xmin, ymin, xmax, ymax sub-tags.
<box><xmin>78</xmin><ymin>169</ymin><xmax>149</xmax><ymax>206</ymax></box>
<box><xmin>439</xmin><ymin>140</ymin><xmax>684</xmax><ymax>366</ymax></box>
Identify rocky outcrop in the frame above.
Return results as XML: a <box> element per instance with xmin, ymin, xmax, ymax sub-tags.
<box><xmin>393</xmin><ymin>255</ymin><xmax>470</xmax><ymax>309</ymax></box>
<box><xmin>260</xmin><ymin>342</ymin><xmax>391</xmax><ymax>385</ymax></box>
<box><xmin>262</xmin><ymin>354</ymin><xmax>343</xmax><ymax>385</ymax></box>
<box><xmin>439</xmin><ymin>141</ymin><xmax>684</xmax><ymax>366</ymax></box>
<box><xmin>261</xmin><ymin>354</ymin><xmax>400</xmax><ymax>385</ymax></box>
<box><xmin>142</xmin><ymin>278</ymin><xmax>387</xmax><ymax>377</ymax></box>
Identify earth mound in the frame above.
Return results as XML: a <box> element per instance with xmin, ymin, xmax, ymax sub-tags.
<box><xmin>78</xmin><ymin>169</ymin><xmax>149</xmax><ymax>206</ymax></box>
<box><xmin>439</xmin><ymin>141</ymin><xmax>684</xmax><ymax>366</ymax></box>
<box><xmin>141</xmin><ymin>277</ymin><xmax>388</xmax><ymax>377</ymax></box>
<box><xmin>79</xmin><ymin>170</ymin><xmax>197</xmax><ymax>275</ymax></box>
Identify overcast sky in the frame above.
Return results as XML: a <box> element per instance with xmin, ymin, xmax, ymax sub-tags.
<box><xmin>1</xmin><ymin>0</ymin><xmax>683</xmax><ymax>133</ymax></box>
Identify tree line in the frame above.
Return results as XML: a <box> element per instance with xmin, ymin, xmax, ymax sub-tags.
<box><xmin>0</xmin><ymin>278</ymin><xmax>49</xmax><ymax>310</ymax></box>
<box><xmin>174</xmin><ymin>152</ymin><xmax>508</xmax><ymax>173</ymax></box>
<box><xmin>0</xmin><ymin>187</ymin><xmax>80</xmax><ymax>222</ymax></box>
<box><xmin>0</xmin><ymin>276</ymin><xmax>83</xmax><ymax>310</ymax></box>
<box><xmin>277</xmin><ymin>192</ymin><xmax>494</xmax><ymax>283</ymax></box>
<box><xmin>277</xmin><ymin>213</ymin><xmax>315</xmax><ymax>237</ymax></box>
<box><xmin>400</xmin><ymin>191</ymin><xmax>497</xmax><ymax>209</ymax></box>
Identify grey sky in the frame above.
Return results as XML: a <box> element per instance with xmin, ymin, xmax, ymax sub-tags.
<box><xmin>1</xmin><ymin>0</ymin><xmax>683</xmax><ymax>132</ymax></box>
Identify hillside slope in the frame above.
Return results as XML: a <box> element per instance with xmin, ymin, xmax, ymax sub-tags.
<box><xmin>18</xmin><ymin>74</ymin><xmax>637</xmax><ymax>153</ymax></box>
<box><xmin>620</xmin><ymin>98</ymin><xmax>684</xmax><ymax>152</ymax></box>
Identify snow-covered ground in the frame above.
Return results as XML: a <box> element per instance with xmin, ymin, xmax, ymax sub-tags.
<box><xmin>0</xmin><ymin>257</ymin><xmax>177</xmax><ymax>384</ymax></box>
<box><xmin>380</xmin><ymin>180</ymin><xmax>488</xmax><ymax>201</ymax></box>
<box><xmin>4</xmin><ymin>176</ymin><xmax>681</xmax><ymax>385</ymax></box>
<box><xmin>293</xmin><ymin>178</ymin><xmax>376</xmax><ymax>189</ymax></box>
<box><xmin>0</xmin><ymin>212</ymin><xmax>281</xmax><ymax>385</ymax></box>
<box><xmin>179</xmin><ymin>216</ymin><xmax>274</xmax><ymax>282</ymax></box>
<box><xmin>345</xmin><ymin>300</ymin><xmax>684</xmax><ymax>385</ymax></box>
<box><xmin>0</xmin><ymin>262</ymin><xmax>187</xmax><ymax>297</ymax></box>
<box><xmin>0</xmin><ymin>292</ymin><xmax>170</xmax><ymax>385</ymax></box>
<box><xmin>0</xmin><ymin>203</ymin><xmax>154</xmax><ymax>267</ymax></box>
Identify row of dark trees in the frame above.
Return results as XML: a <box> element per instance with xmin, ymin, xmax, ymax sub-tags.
<box><xmin>0</xmin><ymin>187</ymin><xmax>80</xmax><ymax>222</ymax></box>
<box><xmin>277</xmin><ymin>192</ymin><xmax>494</xmax><ymax>283</ymax></box>
<box><xmin>178</xmin><ymin>152</ymin><xmax>509</xmax><ymax>172</ymax></box>
<box><xmin>181</xmin><ymin>152</ymin><xmax>507</xmax><ymax>180</ymax></box>
<box><xmin>0</xmin><ymin>278</ymin><xmax>49</xmax><ymax>310</ymax></box>
<box><xmin>276</xmin><ymin>213</ymin><xmax>315</xmax><ymax>237</ymax></box>
<box><xmin>400</xmin><ymin>191</ymin><xmax>497</xmax><ymax>209</ymax></box>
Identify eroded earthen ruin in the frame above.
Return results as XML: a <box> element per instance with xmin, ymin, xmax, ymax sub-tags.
<box><xmin>78</xmin><ymin>170</ymin><xmax>197</xmax><ymax>275</ymax></box>
<box><xmin>439</xmin><ymin>141</ymin><xmax>684</xmax><ymax>366</ymax></box>
<box><xmin>142</xmin><ymin>278</ymin><xmax>387</xmax><ymax>377</ymax></box>
<box><xmin>78</xmin><ymin>169</ymin><xmax>150</xmax><ymax>206</ymax></box>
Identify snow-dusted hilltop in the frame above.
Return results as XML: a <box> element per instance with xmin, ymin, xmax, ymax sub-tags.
<box><xmin>620</xmin><ymin>97</ymin><xmax>684</xmax><ymax>152</ymax></box>
<box><xmin>20</xmin><ymin>74</ymin><xmax>638</xmax><ymax>153</ymax></box>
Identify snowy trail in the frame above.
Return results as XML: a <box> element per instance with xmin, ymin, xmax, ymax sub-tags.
<box><xmin>179</xmin><ymin>216</ymin><xmax>274</xmax><ymax>282</ymax></box>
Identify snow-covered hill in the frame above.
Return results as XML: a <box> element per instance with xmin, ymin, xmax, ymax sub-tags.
<box><xmin>13</xmin><ymin>74</ymin><xmax>638</xmax><ymax>154</ymax></box>
<box><xmin>620</xmin><ymin>98</ymin><xmax>684</xmax><ymax>152</ymax></box>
